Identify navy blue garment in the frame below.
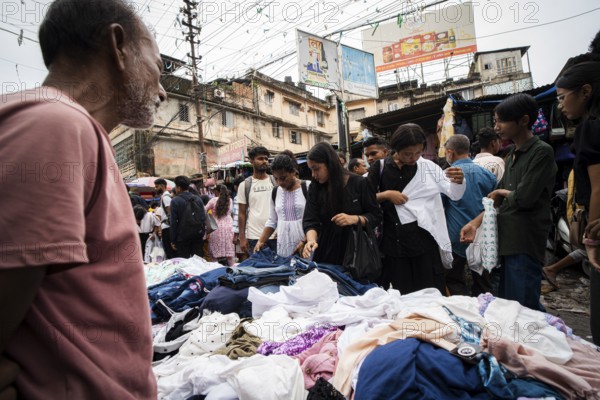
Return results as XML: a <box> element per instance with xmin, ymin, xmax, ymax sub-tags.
<box><xmin>355</xmin><ymin>339</ymin><xmax>489</xmax><ymax>400</ymax></box>
<box><xmin>151</xmin><ymin>276</ymin><xmax>207</xmax><ymax>321</ymax></box>
<box><xmin>198</xmin><ymin>266</ymin><xmax>228</xmax><ymax>291</ymax></box>
<box><xmin>199</xmin><ymin>286</ymin><xmax>252</xmax><ymax>318</ymax></box>
<box><xmin>148</xmin><ymin>267</ymin><xmax>228</xmax><ymax>322</ymax></box>
<box><xmin>148</xmin><ymin>272</ymin><xmax>187</xmax><ymax>308</ymax></box>
<box><xmin>237</xmin><ymin>247</ymin><xmax>292</xmax><ymax>268</ymax></box>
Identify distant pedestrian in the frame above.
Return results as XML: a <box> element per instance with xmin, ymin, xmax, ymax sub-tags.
<box><xmin>134</xmin><ymin>205</ymin><xmax>160</xmax><ymax>260</ymax></box>
<box><xmin>127</xmin><ymin>183</ymin><xmax>148</xmax><ymax>209</ymax></box>
<box><xmin>348</xmin><ymin>158</ymin><xmax>368</xmax><ymax>176</ymax></box>
<box><xmin>443</xmin><ymin>134</ymin><xmax>497</xmax><ymax>296</ymax></box>
<box><xmin>155</xmin><ymin>178</ymin><xmax>176</xmax><ymax>259</ymax></box>
<box><xmin>170</xmin><ymin>175</ymin><xmax>206</xmax><ymax>258</ymax></box>
<box><xmin>473</xmin><ymin>127</ymin><xmax>505</xmax><ymax>182</ymax></box>
<box><xmin>205</xmin><ymin>184</ymin><xmax>235</xmax><ymax>266</ymax></box>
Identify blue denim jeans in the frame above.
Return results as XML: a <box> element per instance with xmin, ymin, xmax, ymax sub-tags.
<box><xmin>499</xmin><ymin>254</ymin><xmax>545</xmax><ymax>312</ymax></box>
<box><xmin>247</xmin><ymin>239</ymin><xmax>277</xmax><ymax>256</ymax></box>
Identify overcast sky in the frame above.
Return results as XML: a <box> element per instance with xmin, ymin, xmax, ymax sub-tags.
<box><xmin>1</xmin><ymin>0</ymin><xmax>598</xmax><ymax>96</ymax></box>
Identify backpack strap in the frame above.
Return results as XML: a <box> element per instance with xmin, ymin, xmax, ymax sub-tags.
<box><xmin>243</xmin><ymin>176</ymin><xmax>253</xmax><ymax>207</ymax></box>
<box><xmin>271</xmin><ymin>186</ymin><xmax>278</xmax><ymax>203</ymax></box>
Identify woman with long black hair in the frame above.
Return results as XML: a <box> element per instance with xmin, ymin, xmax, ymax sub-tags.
<box><xmin>205</xmin><ymin>184</ymin><xmax>235</xmax><ymax>266</ymax></box>
<box><xmin>302</xmin><ymin>142</ymin><xmax>381</xmax><ymax>265</ymax></box>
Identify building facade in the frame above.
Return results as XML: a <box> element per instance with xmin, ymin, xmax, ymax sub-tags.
<box><xmin>345</xmin><ymin>46</ymin><xmax>534</xmax><ymax>139</ymax></box>
<box><xmin>110</xmin><ymin>64</ymin><xmax>336</xmax><ymax>179</ymax></box>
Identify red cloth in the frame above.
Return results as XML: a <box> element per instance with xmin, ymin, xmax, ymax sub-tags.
<box><xmin>1</xmin><ymin>88</ymin><xmax>156</xmax><ymax>399</ymax></box>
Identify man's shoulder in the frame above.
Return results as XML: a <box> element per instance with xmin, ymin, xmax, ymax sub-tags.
<box><xmin>2</xmin><ymin>88</ymin><xmax>99</xmax><ymax>129</ymax></box>
<box><xmin>531</xmin><ymin>138</ymin><xmax>555</xmax><ymax>157</ymax></box>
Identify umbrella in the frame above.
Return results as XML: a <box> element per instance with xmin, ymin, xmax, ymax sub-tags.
<box><xmin>127</xmin><ymin>177</ymin><xmax>175</xmax><ymax>192</ymax></box>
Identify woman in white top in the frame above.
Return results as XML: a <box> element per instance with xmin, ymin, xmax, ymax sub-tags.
<box><xmin>254</xmin><ymin>151</ymin><xmax>309</xmax><ymax>257</ymax></box>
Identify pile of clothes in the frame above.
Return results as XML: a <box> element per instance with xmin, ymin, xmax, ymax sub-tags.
<box><xmin>146</xmin><ymin>250</ymin><xmax>600</xmax><ymax>400</ymax></box>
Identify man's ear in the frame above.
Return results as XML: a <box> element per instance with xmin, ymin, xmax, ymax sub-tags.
<box><xmin>519</xmin><ymin>114</ymin><xmax>531</xmax><ymax>129</ymax></box>
<box><xmin>107</xmin><ymin>23</ymin><xmax>128</xmax><ymax>72</ymax></box>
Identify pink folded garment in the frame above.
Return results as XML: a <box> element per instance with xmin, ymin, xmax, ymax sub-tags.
<box><xmin>293</xmin><ymin>329</ymin><xmax>343</xmax><ymax>390</ymax></box>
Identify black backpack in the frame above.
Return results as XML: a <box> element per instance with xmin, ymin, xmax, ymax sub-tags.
<box><xmin>177</xmin><ymin>195</ymin><xmax>206</xmax><ymax>240</ymax></box>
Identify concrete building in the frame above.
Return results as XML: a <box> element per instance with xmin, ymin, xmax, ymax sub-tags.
<box><xmin>110</xmin><ymin>62</ymin><xmax>336</xmax><ymax>178</ymax></box>
<box><xmin>345</xmin><ymin>46</ymin><xmax>533</xmax><ymax>140</ymax></box>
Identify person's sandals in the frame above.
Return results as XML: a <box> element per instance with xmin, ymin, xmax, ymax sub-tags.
<box><xmin>542</xmin><ymin>267</ymin><xmax>560</xmax><ymax>289</ymax></box>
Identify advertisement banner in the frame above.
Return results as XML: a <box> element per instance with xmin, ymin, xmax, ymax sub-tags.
<box><xmin>297</xmin><ymin>30</ymin><xmax>341</xmax><ymax>90</ymax></box>
<box><xmin>361</xmin><ymin>2</ymin><xmax>477</xmax><ymax>72</ymax></box>
<box><xmin>341</xmin><ymin>45</ymin><xmax>378</xmax><ymax>98</ymax></box>
<box><xmin>218</xmin><ymin>137</ymin><xmax>247</xmax><ymax>165</ymax></box>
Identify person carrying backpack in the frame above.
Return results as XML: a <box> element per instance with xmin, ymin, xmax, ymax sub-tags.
<box><xmin>254</xmin><ymin>151</ymin><xmax>309</xmax><ymax>257</ymax></box>
<box><xmin>237</xmin><ymin>146</ymin><xmax>277</xmax><ymax>255</ymax></box>
<box><xmin>169</xmin><ymin>175</ymin><xmax>206</xmax><ymax>258</ymax></box>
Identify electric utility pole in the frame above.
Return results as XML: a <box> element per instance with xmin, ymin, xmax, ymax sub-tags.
<box><xmin>182</xmin><ymin>0</ymin><xmax>207</xmax><ymax>176</ymax></box>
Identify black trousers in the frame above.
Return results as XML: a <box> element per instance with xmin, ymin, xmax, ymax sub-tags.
<box><xmin>176</xmin><ymin>235</ymin><xmax>204</xmax><ymax>259</ymax></box>
<box><xmin>139</xmin><ymin>232</ymin><xmax>150</xmax><ymax>260</ymax></box>
<box><xmin>161</xmin><ymin>227</ymin><xmax>178</xmax><ymax>260</ymax></box>
<box><xmin>445</xmin><ymin>253</ymin><xmax>492</xmax><ymax>297</ymax></box>
<box><xmin>381</xmin><ymin>233</ymin><xmax>446</xmax><ymax>295</ymax></box>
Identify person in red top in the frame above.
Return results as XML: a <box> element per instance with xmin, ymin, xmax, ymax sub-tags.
<box><xmin>0</xmin><ymin>0</ymin><xmax>166</xmax><ymax>398</ymax></box>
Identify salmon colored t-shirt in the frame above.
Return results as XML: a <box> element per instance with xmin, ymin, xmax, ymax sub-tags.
<box><xmin>0</xmin><ymin>87</ymin><xmax>156</xmax><ymax>399</ymax></box>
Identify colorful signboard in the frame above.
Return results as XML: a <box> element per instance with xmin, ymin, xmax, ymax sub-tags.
<box><xmin>298</xmin><ymin>30</ymin><xmax>378</xmax><ymax>98</ymax></box>
<box><xmin>297</xmin><ymin>30</ymin><xmax>341</xmax><ymax>91</ymax></box>
<box><xmin>362</xmin><ymin>2</ymin><xmax>477</xmax><ymax>72</ymax></box>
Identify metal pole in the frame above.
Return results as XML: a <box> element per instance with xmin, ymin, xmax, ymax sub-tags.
<box><xmin>337</xmin><ymin>44</ymin><xmax>351</xmax><ymax>162</ymax></box>
<box><xmin>183</xmin><ymin>0</ymin><xmax>207</xmax><ymax>176</ymax></box>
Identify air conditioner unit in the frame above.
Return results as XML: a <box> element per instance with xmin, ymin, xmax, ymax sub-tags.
<box><xmin>214</xmin><ymin>89</ymin><xmax>225</xmax><ymax>98</ymax></box>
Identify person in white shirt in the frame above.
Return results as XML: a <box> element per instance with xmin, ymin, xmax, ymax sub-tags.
<box><xmin>473</xmin><ymin>127</ymin><xmax>505</xmax><ymax>182</ymax></box>
<box><xmin>155</xmin><ymin>178</ymin><xmax>176</xmax><ymax>259</ymax></box>
<box><xmin>237</xmin><ymin>146</ymin><xmax>276</xmax><ymax>255</ymax></box>
<box><xmin>133</xmin><ymin>205</ymin><xmax>160</xmax><ymax>260</ymax></box>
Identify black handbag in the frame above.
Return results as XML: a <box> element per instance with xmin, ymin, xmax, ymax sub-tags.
<box><xmin>343</xmin><ymin>220</ymin><xmax>382</xmax><ymax>282</ymax></box>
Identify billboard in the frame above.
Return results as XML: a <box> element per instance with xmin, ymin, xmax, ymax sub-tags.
<box><xmin>297</xmin><ymin>30</ymin><xmax>341</xmax><ymax>91</ymax></box>
<box><xmin>298</xmin><ymin>30</ymin><xmax>378</xmax><ymax>98</ymax></box>
<box><xmin>341</xmin><ymin>45</ymin><xmax>378</xmax><ymax>98</ymax></box>
<box><xmin>362</xmin><ymin>2</ymin><xmax>477</xmax><ymax>72</ymax></box>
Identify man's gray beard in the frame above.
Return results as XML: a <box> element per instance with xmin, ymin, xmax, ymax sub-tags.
<box><xmin>119</xmin><ymin>81</ymin><xmax>156</xmax><ymax>129</ymax></box>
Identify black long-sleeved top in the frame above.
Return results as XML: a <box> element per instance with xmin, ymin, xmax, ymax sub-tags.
<box><xmin>302</xmin><ymin>174</ymin><xmax>382</xmax><ymax>265</ymax></box>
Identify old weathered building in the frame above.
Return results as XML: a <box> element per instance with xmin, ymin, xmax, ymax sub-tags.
<box><xmin>110</xmin><ymin>61</ymin><xmax>336</xmax><ymax>179</ymax></box>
